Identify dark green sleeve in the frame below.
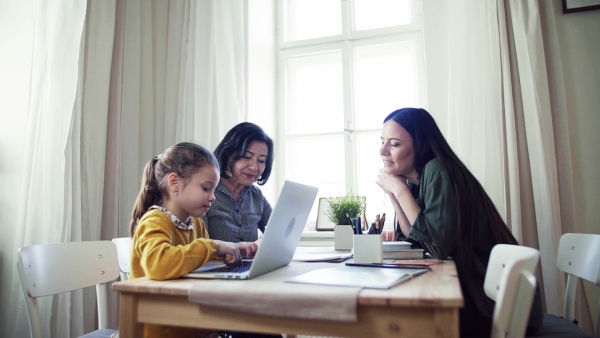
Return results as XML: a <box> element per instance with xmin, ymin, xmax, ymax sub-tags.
<box><xmin>408</xmin><ymin>163</ymin><xmax>458</xmax><ymax>259</ymax></box>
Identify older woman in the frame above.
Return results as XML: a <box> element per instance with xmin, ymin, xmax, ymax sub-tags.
<box><xmin>376</xmin><ymin>108</ymin><xmax>543</xmax><ymax>337</ymax></box>
<box><xmin>203</xmin><ymin>122</ymin><xmax>274</xmax><ymax>243</ymax></box>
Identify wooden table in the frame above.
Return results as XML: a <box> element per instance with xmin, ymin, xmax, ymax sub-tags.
<box><xmin>113</xmin><ymin>260</ymin><xmax>463</xmax><ymax>337</ymax></box>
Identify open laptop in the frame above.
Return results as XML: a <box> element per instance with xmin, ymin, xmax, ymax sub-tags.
<box><xmin>183</xmin><ymin>180</ymin><xmax>318</xmax><ymax>280</ymax></box>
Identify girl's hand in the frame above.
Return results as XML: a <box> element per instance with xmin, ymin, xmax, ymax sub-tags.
<box><xmin>213</xmin><ymin>240</ymin><xmax>243</xmax><ymax>266</ymax></box>
<box><xmin>238</xmin><ymin>241</ymin><xmax>258</xmax><ymax>258</ymax></box>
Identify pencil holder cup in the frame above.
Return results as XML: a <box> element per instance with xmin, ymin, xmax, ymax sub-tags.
<box><xmin>352</xmin><ymin>234</ymin><xmax>383</xmax><ymax>264</ymax></box>
<box><xmin>334</xmin><ymin>225</ymin><xmax>354</xmax><ymax>250</ymax></box>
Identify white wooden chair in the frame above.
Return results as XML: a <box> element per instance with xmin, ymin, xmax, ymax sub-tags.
<box><xmin>531</xmin><ymin>233</ymin><xmax>599</xmax><ymax>338</ymax></box>
<box><xmin>484</xmin><ymin>244</ymin><xmax>540</xmax><ymax>338</ymax></box>
<box><xmin>111</xmin><ymin>237</ymin><xmax>133</xmax><ymax>281</ymax></box>
<box><xmin>17</xmin><ymin>241</ymin><xmax>120</xmax><ymax>338</ymax></box>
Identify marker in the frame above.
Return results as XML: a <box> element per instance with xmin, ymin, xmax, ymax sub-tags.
<box><xmin>353</xmin><ymin>217</ymin><xmax>362</xmax><ymax>234</ymax></box>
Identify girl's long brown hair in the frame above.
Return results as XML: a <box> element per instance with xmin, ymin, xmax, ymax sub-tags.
<box><xmin>129</xmin><ymin>142</ymin><xmax>219</xmax><ymax>236</ymax></box>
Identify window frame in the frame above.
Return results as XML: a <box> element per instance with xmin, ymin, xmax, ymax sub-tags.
<box><xmin>275</xmin><ymin>0</ymin><xmax>426</xmax><ymax>229</ymax></box>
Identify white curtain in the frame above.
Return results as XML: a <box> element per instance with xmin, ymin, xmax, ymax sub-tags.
<box><xmin>113</xmin><ymin>0</ymin><xmax>247</xmax><ymax>244</ymax></box>
<box><xmin>5</xmin><ymin>0</ymin><xmax>90</xmax><ymax>336</ymax></box>
<box><xmin>100</xmin><ymin>0</ymin><xmax>249</xmax><ymax>330</ymax></box>
<box><xmin>502</xmin><ymin>0</ymin><xmax>565</xmax><ymax>313</ymax></box>
<box><xmin>2</xmin><ymin>0</ymin><xmax>248</xmax><ymax>336</ymax></box>
<box><xmin>183</xmin><ymin>0</ymin><xmax>247</xmax><ymax>147</ymax></box>
<box><xmin>427</xmin><ymin>0</ymin><xmax>577</xmax><ymax>318</ymax></box>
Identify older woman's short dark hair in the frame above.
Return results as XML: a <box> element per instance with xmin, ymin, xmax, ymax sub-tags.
<box><xmin>214</xmin><ymin>122</ymin><xmax>274</xmax><ymax>185</ymax></box>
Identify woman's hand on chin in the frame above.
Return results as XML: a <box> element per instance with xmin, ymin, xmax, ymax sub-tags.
<box><xmin>376</xmin><ymin>168</ymin><xmax>408</xmax><ymax>196</ymax></box>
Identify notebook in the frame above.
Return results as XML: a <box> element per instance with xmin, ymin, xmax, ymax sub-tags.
<box><xmin>287</xmin><ymin>265</ymin><xmax>430</xmax><ymax>289</ymax></box>
<box><xmin>183</xmin><ymin>180</ymin><xmax>319</xmax><ymax>280</ymax></box>
<box><xmin>292</xmin><ymin>247</ymin><xmax>353</xmax><ymax>262</ymax></box>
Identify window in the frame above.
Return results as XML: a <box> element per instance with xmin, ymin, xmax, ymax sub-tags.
<box><xmin>276</xmin><ymin>0</ymin><xmax>426</xmax><ymax>230</ymax></box>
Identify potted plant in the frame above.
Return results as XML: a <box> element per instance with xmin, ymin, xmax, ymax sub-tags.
<box><xmin>325</xmin><ymin>192</ymin><xmax>366</xmax><ymax>225</ymax></box>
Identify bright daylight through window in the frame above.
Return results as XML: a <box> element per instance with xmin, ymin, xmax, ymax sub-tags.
<box><xmin>277</xmin><ymin>0</ymin><xmax>425</xmax><ymax>231</ymax></box>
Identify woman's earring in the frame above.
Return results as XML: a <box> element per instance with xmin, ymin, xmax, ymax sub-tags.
<box><xmin>175</xmin><ymin>191</ymin><xmax>179</xmax><ymax>196</ymax></box>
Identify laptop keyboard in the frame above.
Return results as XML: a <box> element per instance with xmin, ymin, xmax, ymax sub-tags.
<box><xmin>225</xmin><ymin>262</ymin><xmax>252</xmax><ymax>273</ymax></box>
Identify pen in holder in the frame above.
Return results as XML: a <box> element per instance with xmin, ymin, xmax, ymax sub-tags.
<box><xmin>352</xmin><ymin>217</ymin><xmax>362</xmax><ymax>235</ymax></box>
<box><xmin>352</xmin><ymin>234</ymin><xmax>383</xmax><ymax>264</ymax></box>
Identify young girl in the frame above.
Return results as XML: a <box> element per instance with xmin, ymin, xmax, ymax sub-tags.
<box><xmin>129</xmin><ymin>142</ymin><xmax>258</xmax><ymax>338</ymax></box>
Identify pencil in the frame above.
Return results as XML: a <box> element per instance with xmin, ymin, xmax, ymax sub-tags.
<box><xmin>346</xmin><ymin>213</ymin><xmax>353</xmax><ymax>226</ymax></box>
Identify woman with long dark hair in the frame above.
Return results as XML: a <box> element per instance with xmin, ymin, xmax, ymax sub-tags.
<box><xmin>376</xmin><ymin>108</ymin><xmax>542</xmax><ymax>336</ymax></box>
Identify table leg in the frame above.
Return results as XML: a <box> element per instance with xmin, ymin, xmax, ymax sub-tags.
<box><xmin>119</xmin><ymin>292</ymin><xmax>143</xmax><ymax>338</ymax></box>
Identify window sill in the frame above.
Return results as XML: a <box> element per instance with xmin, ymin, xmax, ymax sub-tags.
<box><xmin>299</xmin><ymin>230</ymin><xmax>334</xmax><ymax>247</ymax></box>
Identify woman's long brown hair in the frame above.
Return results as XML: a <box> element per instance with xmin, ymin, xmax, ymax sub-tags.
<box><xmin>384</xmin><ymin>108</ymin><xmax>518</xmax><ymax>260</ymax></box>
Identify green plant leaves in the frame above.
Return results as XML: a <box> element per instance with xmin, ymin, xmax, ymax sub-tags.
<box><xmin>325</xmin><ymin>193</ymin><xmax>366</xmax><ymax>225</ymax></box>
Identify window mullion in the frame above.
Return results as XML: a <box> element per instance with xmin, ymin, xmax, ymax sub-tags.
<box><xmin>341</xmin><ymin>0</ymin><xmax>352</xmax><ymax>38</ymax></box>
<box><xmin>342</xmin><ymin>39</ymin><xmax>356</xmax><ymax>194</ymax></box>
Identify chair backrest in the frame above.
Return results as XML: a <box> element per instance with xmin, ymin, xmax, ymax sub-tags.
<box><xmin>484</xmin><ymin>244</ymin><xmax>540</xmax><ymax>338</ymax></box>
<box><xmin>112</xmin><ymin>237</ymin><xmax>133</xmax><ymax>281</ymax></box>
<box><xmin>556</xmin><ymin>233</ymin><xmax>600</xmax><ymax>336</ymax></box>
<box><xmin>17</xmin><ymin>241</ymin><xmax>120</xmax><ymax>338</ymax></box>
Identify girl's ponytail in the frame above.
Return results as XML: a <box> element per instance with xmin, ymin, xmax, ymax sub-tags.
<box><xmin>129</xmin><ymin>156</ymin><xmax>163</xmax><ymax>236</ymax></box>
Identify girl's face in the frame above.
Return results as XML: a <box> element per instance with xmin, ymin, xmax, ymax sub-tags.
<box><xmin>228</xmin><ymin>141</ymin><xmax>268</xmax><ymax>187</ymax></box>
<box><xmin>174</xmin><ymin>165</ymin><xmax>219</xmax><ymax>219</ymax></box>
<box><xmin>380</xmin><ymin>120</ymin><xmax>418</xmax><ymax>181</ymax></box>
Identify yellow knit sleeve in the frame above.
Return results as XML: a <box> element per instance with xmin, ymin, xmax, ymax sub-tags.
<box><xmin>131</xmin><ymin>210</ymin><xmax>218</xmax><ymax>280</ymax></box>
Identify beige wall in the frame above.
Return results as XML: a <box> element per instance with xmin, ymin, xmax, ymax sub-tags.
<box><xmin>552</xmin><ymin>1</ymin><xmax>600</xmax><ymax>236</ymax></box>
<box><xmin>551</xmin><ymin>0</ymin><xmax>600</xmax><ymax>332</ymax></box>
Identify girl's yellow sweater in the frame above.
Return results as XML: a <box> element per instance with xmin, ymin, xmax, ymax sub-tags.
<box><xmin>131</xmin><ymin>209</ymin><xmax>218</xmax><ymax>338</ymax></box>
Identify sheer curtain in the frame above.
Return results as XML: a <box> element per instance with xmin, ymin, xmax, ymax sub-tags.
<box><xmin>5</xmin><ymin>0</ymin><xmax>90</xmax><ymax>336</ymax></box>
<box><xmin>423</xmin><ymin>0</ymin><xmax>578</xmax><ymax>320</ymax></box>
<box><xmin>2</xmin><ymin>0</ymin><xmax>248</xmax><ymax>336</ymax></box>
<box><xmin>183</xmin><ymin>0</ymin><xmax>247</xmax><ymax>147</ymax></box>
<box><xmin>108</xmin><ymin>0</ymin><xmax>247</xmax><ymax>239</ymax></box>
<box><xmin>98</xmin><ymin>0</ymin><xmax>249</xmax><ymax>329</ymax></box>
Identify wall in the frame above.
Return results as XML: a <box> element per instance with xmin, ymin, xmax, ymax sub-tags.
<box><xmin>551</xmin><ymin>0</ymin><xmax>600</xmax><ymax>331</ymax></box>
<box><xmin>552</xmin><ymin>1</ymin><xmax>600</xmax><ymax>239</ymax></box>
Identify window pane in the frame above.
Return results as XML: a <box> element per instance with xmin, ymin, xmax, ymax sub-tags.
<box><xmin>286</xmin><ymin>52</ymin><xmax>344</xmax><ymax>135</ymax></box>
<box><xmin>355</xmin><ymin>131</ymin><xmax>396</xmax><ymax>231</ymax></box>
<box><xmin>353</xmin><ymin>41</ymin><xmax>419</xmax><ymax>131</ymax></box>
<box><xmin>353</xmin><ymin>0</ymin><xmax>413</xmax><ymax>31</ymax></box>
<box><xmin>285</xmin><ymin>135</ymin><xmax>345</xmax><ymax>188</ymax></box>
<box><xmin>285</xmin><ymin>135</ymin><xmax>346</xmax><ymax>228</ymax></box>
<box><xmin>284</xmin><ymin>0</ymin><xmax>342</xmax><ymax>42</ymax></box>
